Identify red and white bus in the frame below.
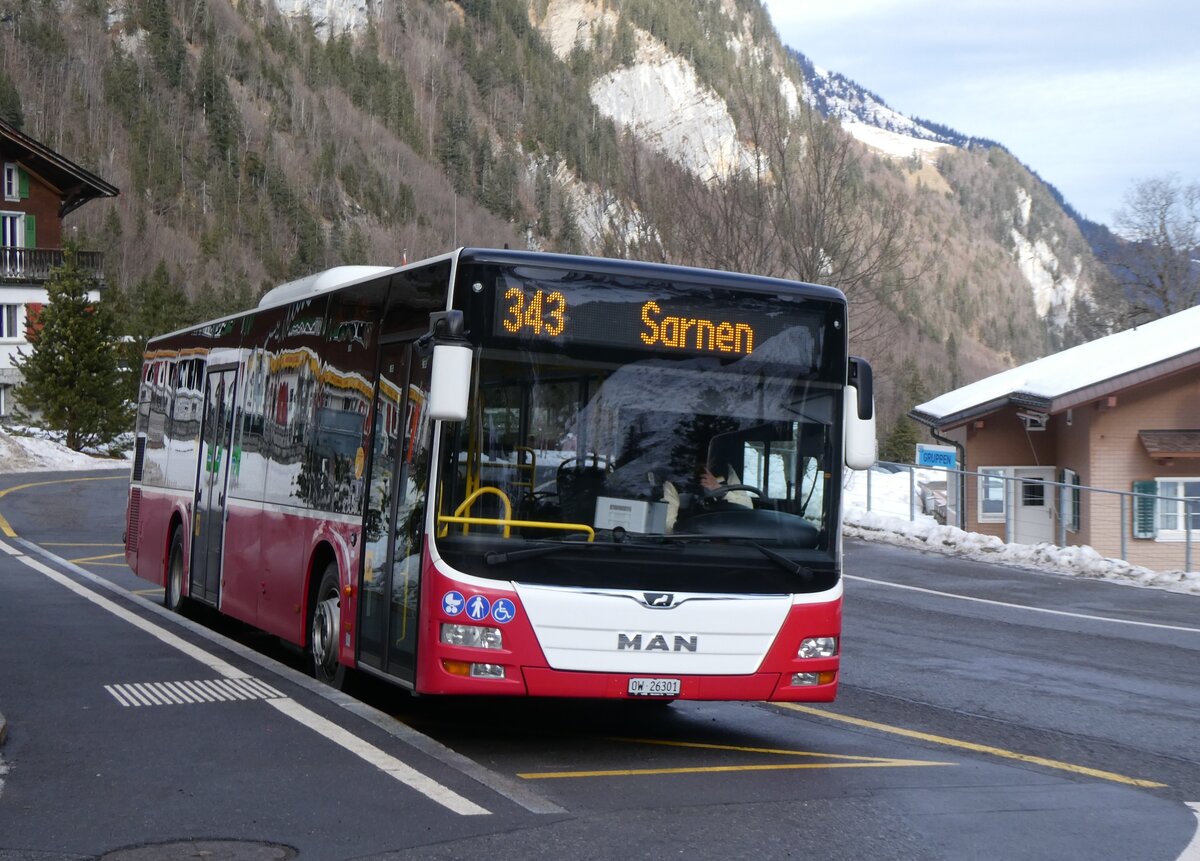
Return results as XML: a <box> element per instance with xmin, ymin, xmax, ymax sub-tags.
<box><xmin>125</xmin><ymin>248</ymin><xmax>875</xmax><ymax>701</ymax></box>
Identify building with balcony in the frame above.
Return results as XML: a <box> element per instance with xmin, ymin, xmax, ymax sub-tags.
<box><xmin>0</xmin><ymin>117</ymin><xmax>118</xmax><ymax>416</ymax></box>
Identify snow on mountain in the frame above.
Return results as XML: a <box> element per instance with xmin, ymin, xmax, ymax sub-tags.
<box><xmin>839</xmin><ymin>121</ymin><xmax>951</xmax><ymax>163</ymax></box>
<box><xmin>797</xmin><ymin>56</ymin><xmax>960</xmax><ymax>147</ymax></box>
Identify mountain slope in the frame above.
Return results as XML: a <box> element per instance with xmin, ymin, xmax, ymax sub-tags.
<box><xmin>0</xmin><ymin>0</ymin><xmax>1111</xmax><ymax>430</ymax></box>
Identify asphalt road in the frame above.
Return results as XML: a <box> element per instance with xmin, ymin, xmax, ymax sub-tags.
<box><xmin>1</xmin><ymin>469</ymin><xmax>1198</xmax><ymax>860</ymax></box>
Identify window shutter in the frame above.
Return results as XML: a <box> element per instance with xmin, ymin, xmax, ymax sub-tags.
<box><xmin>18</xmin><ymin>168</ymin><xmax>29</xmax><ymax>199</ymax></box>
<box><xmin>1132</xmin><ymin>480</ymin><xmax>1157</xmax><ymax>539</ymax></box>
<box><xmin>23</xmin><ymin>213</ymin><xmax>35</xmax><ymax>247</ymax></box>
<box><xmin>24</xmin><ymin>302</ymin><xmax>43</xmax><ymax>339</ymax></box>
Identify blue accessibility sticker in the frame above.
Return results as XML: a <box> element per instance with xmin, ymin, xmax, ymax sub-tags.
<box><xmin>465</xmin><ymin>594</ymin><xmax>491</xmax><ymax>621</ymax></box>
<box><xmin>442</xmin><ymin>590</ymin><xmax>465</xmax><ymax>616</ymax></box>
<box><xmin>491</xmin><ymin>598</ymin><xmax>516</xmax><ymax>624</ymax></box>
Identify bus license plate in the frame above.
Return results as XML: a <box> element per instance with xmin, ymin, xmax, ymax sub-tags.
<box><xmin>628</xmin><ymin>678</ymin><xmax>681</xmax><ymax>697</ymax></box>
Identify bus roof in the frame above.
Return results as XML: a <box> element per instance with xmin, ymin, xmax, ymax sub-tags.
<box><xmin>456</xmin><ymin>248</ymin><xmax>847</xmax><ymax>304</ymax></box>
<box><xmin>145</xmin><ymin>248</ymin><xmax>846</xmax><ymax>348</ymax></box>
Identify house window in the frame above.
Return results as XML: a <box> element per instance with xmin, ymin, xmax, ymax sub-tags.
<box><xmin>979</xmin><ymin>467</ymin><xmax>1007</xmax><ymax>522</ymax></box>
<box><xmin>0</xmin><ymin>304</ymin><xmax>18</xmax><ymax>339</ymax></box>
<box><xmin>1155</xmin><ymin>479</ymin><xmax>1200</xmax><ymax>541</ymax></box>
<box><xmin>1061</xmin><ymin>468</ymin><xmax>1081</xmax><ymax>533</ymax></box>
<box><xmin>3</xmin><ymin>163</ymin><xmax>18</xmax><ymax>201</ymax></box>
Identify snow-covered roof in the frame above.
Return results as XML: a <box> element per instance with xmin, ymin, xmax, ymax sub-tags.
<box><xmin>912</xmin><ymin>304</ymin><xmax>1200</xmax><ymax>427</ymax></box>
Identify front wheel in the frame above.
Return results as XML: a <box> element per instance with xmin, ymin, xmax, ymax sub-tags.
<box><xmin>164</xmin><ymin>526</ymin><xmax>190</xmax><ymax>613</ymax></box>
<box><xmin>310</xmin><ymin>562</ymin><xmax>347</xmax><ymax>689</ymax></box>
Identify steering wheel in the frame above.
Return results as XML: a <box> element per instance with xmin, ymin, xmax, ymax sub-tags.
<box><xmin>702</xmin><ymin>483</ymin><xmax>763</xmax><ymax>500</ymax></box>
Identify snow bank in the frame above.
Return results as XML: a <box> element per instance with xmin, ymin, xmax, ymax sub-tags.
<box><xmin>844</xmin><ymin>467</ymin><xmax>1200</xmax><ymax>595</ymax></box>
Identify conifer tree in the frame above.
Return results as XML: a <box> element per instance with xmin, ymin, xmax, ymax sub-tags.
<box><xmin>13</xmin><ymin>244</ymin><xmax>130</xmax><ymax>451</ymax></box>
<box><xmin>879</xmin><ymin>359</ymin><xmax>929</xmax><ymax>464</ymax></box>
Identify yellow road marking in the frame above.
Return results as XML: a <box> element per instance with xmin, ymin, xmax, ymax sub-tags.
<box><xmin>518</xmin><ymin>736</ymin><xmax>954</xmax><ymax>780</ymax></box>
<box><xmin>42</xmin><ymin>542</ymin><xmax>124</xmax><ymax>548</ymax></box>
<box><xmin>69</xmin><ymin>553</ymin><xmax>126</xmax><ymax>564</ymax></box>
<box><xmin>776</xmin><ymin>703</ymin><xmax>1166</xmax><ymax>788</ymax></box>
<box><xmin>609</xmin><ymin>736</ymin><xmax>919</xmax><ymax>761</ymax></box>
<box><xmin>0</xmin><ymin>475</ymin><xmax>126</xmax><ymax>538</ymax></box>
<box><xmin>133</xmin><ymin>588</ymin><xmax>164</xmax><ymax>596</ymax></box>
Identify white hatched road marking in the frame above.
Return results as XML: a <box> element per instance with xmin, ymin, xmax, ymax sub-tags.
<box><xmin>105</xmin><ymin>678</ymin><xmax>286</xmax><ymax>707</ymax></box>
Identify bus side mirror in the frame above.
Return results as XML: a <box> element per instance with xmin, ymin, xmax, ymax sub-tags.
<box><xmin>425</xmin><ymin>311</ymin><xmax>472</xmax><ymax>422</ymax></box>
<box><xmin>845</xmin><ymin>357</ymin><xmax>876</xmax><ymax>470</ymax></box>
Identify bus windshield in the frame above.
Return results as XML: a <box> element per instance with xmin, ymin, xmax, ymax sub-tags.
<box><xmin>434</xmin><ymin>262</ymin><xmax>846</xmax><ymax>594</ymax></box>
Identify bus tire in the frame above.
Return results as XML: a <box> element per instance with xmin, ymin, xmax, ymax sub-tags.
<box><xmin>310</xmin><ymin>561</ymin><xmax>347</xmax><ymax>689</ymax></box>
<box><xmin>164</xmin><ymin>526</ymin><xmax>190</xmax><ymax>613</ymax></box>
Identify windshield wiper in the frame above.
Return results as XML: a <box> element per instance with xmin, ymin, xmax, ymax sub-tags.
<box><xmin>746</xmin><ymin>541</ymin><xmax>815</xmax><ymax>581</ymax></box>
<box><xmin>484</xmin><ymin>533</ymin><xmax>691</xmax><ymax>565</ymax></box>
<box><xmin>484</xmin><ymin>540</ymin><xmax>621</xmax><ymax>565</ymax></box>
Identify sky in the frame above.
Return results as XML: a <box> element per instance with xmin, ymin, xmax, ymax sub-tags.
<box><xmin>2</xmin><ymin>427</ymin><xmax>1196</xmax><ymax>593</ymax></box>
<box><xmin>760</xmin><ymin>0</ymin><xmax>1200</xmax><ymax>227</ymax></box>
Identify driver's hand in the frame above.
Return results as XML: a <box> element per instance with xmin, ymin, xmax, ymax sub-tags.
<box><xmin>700</xmin><ymin>468</ymin><xmax>720</xmax><ymax>490</ymax></box>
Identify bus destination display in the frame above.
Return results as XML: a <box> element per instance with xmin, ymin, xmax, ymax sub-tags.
<box><xmin>494</xmin><ymin>280</ymin><xmax>799</xmax><ymax>357</ymax></box>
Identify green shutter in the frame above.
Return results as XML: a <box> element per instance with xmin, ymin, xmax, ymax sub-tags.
<box><xmin>1132</xmin><ymin>480</ymin><xmax>1157</xmax><ymax>539</ymax></box>
<box><xmin>18</xmin><ymin>168</ymin><xmax>28</xmax><ymax>199</ymax></box>
<box><xmin>23</xmin><ymin>213</ymin><xmax>35</xmax><ymax>247</ymax></box>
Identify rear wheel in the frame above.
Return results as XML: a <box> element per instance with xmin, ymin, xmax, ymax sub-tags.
<box><xmin>164</xmin><ymin>526</ymin><xmax>189</xmax><ymax>613</ymax></box>
<box><xmin>310</xmin><ymin>562</ymin><xmax>347</xmax><ymax>689</ymax></box>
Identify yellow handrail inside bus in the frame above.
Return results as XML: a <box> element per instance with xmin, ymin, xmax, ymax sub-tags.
<box><xmin>437</xmin><ymin>515</ymin><xmax>595</xmax><ymax>541</ymax></box>
<box><xmin>452</xmin><ymin>486</ymin><xmax>513</xmax><ymax>536</ymax></box>
<box><xmin>440</xmin><ymin>485</ymin><xmax>595</xmax><ymax>541</ymax></box>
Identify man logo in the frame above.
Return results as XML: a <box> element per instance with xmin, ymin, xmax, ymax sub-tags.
<box><xmin>644</xmin><ymin>592</ymin><xmax>674</xmax><ymax>608</ymax></box>
<box><xmin>617</xmin><ymin>633</ymin><xmax>699</xmax><ymax>652</ymax></box>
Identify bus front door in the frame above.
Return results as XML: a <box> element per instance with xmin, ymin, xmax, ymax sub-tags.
<box><xmin>191</xmin><ymin>366</ymin><xmax>238</xmax><ymax>606</ymax></box>
<box><xmin>358</xmin><ymin>340</ymin><xmax>432</xmax><ymax>684</ymax></box>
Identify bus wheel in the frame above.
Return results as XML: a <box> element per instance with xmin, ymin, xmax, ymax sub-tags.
<box><xmin>310</xmin><ymin>562</ymin><xmax>346</xmax><ymax>689</ymax></box>
<box><xmin>165</xmin><ymin>527</ymin><xmax>189</xmax><ymax>613</ymax></box>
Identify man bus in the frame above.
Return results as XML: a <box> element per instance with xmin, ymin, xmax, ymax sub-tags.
<box><xmin>125</xmin><ymin>248</ymin><xmax>875</xmax><ymax>701</ymax></box>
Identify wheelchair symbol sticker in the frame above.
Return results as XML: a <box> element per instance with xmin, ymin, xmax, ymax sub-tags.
<box><xmin>491</xmin><ymin>598</ymin><xmax>516</xmax><ymax>624</ymax></box>
<box><xmin>442</xmin><ymin>591</ymin><xmax>465</xmax><ymax>616</ymax></box>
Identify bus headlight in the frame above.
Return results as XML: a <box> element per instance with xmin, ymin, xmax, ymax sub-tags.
<box><xmin>798</xmin><ymin>636</ymin><xmax>837</xmax><ymax>658</ymax></box>
<box><xmin>441</xmin><ymin>623</ymin><xmax>503</xmax><ymax>649</ymax></box>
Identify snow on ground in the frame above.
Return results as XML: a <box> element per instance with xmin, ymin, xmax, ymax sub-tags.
<box><xmin>1</xmin><ymin>426</ymin><xmax>1196</xmax><ymax>596</ymax></box>
<box><xmin>844</xmin><ymin>466</ymin><xmax>1200</xmax><ymax>596</ymax></box>
<box><xmin>0</xmin><ymin>426</ymin><xmax>131</xmax><ymax>473</ymax></box>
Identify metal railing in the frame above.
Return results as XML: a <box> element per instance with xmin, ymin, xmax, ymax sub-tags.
<box><xmin>0</xmin><ymin>248</ymin><xmax>105</xmax><ymax>284</ymax></box>
<box><xmin>857</xmin><ymin>461</ymin><xmax>1196</xmax><ymax>574</ymax></box>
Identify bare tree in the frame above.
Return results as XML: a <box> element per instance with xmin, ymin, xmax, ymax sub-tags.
<box><xmin>1107</xmin><ymin>174</ymin><xmax>1200</xmax><ymax>323</ymax></box>
<box><xmin>768</xmin><ymin>103</ymin><xmax>919</xmax><ymax>346</ymax></box>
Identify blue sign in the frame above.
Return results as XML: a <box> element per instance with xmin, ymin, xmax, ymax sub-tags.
<box><xmin>466</xmin><ymin>595</ymin><xmax>492</xmax><ymax>621</ymax></box>
<box><xmin>491</xmin><ymin>598</ymin><xmax>516</xmax><ymax>624</ymax></box>
<box><xmin>916</xmin><ymin>444</ymin><xmax>957</xmax><ymax>470</ymax></box>
<box><xmin>442</xmin><ymin>591</ymin><xmax>465</xmax><ymax>616</ymax></box>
